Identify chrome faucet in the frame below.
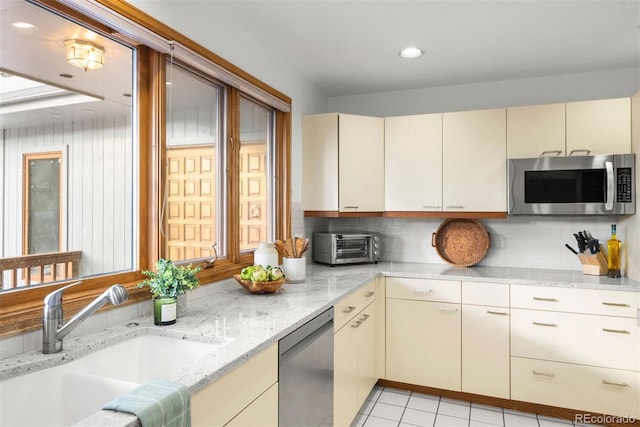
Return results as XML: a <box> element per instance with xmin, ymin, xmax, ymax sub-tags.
<box><xmin>42</xmin><ymin>282</ymin><xmax>129</xmax><ymax>354</ymax></box>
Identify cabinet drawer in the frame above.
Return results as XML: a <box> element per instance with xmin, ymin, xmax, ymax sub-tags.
<box><xmin>511</xmin><ymin>309</ymin><xmax>639</xmax><ymax>371</ymax></box>
<box><xmin>386</xmin><ymin>277</ymin><xmax>460</xmax><ymax>303</ymax></box>
<box><xmin>511</xmin><ymin>357</ymin><xmax>640</xmax><ymax>418</ymax></box>
<box><xmin>192</xmin><ymin>344</ymin><xmax>278</xmax><ymax>427</ymax></box>
<box><xmin>462</xmin><ymin>281</ymin><xmax>509</xmax><ymax>306</ymax></box>
<box><xmin>335</xmin><ymin>280</ymin><xmax>376</xmax><ymax>330</ymax></box>
<box><xmin>511</xmin><ymin>285</ymin><xmax>640</xmax><ymax>317</ymax></box>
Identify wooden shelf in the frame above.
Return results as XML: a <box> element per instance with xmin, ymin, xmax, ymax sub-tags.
<box><xmin>304</xmin><ymin>210</ymin><xmax>507</xmax><ymax>219</ymax></box>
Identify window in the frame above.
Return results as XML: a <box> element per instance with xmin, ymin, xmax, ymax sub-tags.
<box><xmin>0</xmin><ymin>0</ymin><xmax>291</xmax><ymax>338</ymax></box>
<box><xmin>239</xmin><ymin>97</ymin><xmax>276</xmax><ymax>252</ymax></box>
<box><xmin>164</xmin><ymin>63</ymin><xmax>224</xmax><ymax>262</ymax></box>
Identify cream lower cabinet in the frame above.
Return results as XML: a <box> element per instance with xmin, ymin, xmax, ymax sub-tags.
<box><xmin>192</xmin><ymin>344</ymin><xmax>278</xmax><ymax>426</ymax></box>
<box><xmin>334</xmin><ymin>280</ymin><xmax>378</xmax><ymax>427</ymax></box>
<box><xmin>386</xmin><ymin>277</ymin><xmax>461</xmax><ymax>391</ymax></box>
<box><xmin>510</xmin><ymin>285</ymin><xmax>640</xmax><ymax>418</ymax></box>
<box><xmin>461</xmin><ymin>281</ymin><xmax>510</xmax><ymax>399</ymax></box>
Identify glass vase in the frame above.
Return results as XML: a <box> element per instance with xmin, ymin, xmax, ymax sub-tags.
<box><xmin>153</xmin><ymin>296</ymin><xmax>177</xmax><ymax>325</ymax></box>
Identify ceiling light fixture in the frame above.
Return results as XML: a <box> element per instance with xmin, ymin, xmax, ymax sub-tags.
<box><xmin>65</xmin><ymin>39</ymin><xmax>105</xmax><ymax>71</ymax></box>
<box><xmin>399</xmin><ymin>47</ymin><xmax>423</xmax><ymax>59</ymax></box>
<box><xmin>12</xmin><ymin>22</ymin><xmax>35</xmax><ymax>29</ymax></box>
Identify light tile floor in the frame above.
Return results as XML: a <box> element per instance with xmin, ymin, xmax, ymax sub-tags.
<box><xmin>350</xmin><ymin>386</ymin><xmax>604</xmax><ymax>427</ymax></box>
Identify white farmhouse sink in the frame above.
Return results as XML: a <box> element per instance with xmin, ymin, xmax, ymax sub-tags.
<box><xmin>0</xmin><ymin>335</ymin><xmax>223</xmax><ymax>427</ymax></box>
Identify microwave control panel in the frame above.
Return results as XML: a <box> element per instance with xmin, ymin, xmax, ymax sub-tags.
<box><xmin>617</xmin><ymin>167</ymin><xmax>633</xmax><ymax>203</ymax></box>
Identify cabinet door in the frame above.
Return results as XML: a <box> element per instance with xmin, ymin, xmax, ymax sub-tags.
<box><xmin>461</xmin><ymin>305</ymin><xmax>510</xmax><ymax>398</ymax></box>
<box><xmin>225</xmin><ymin>383</ymin><xmax>278</xmax><ymax>427</ymax></box>
<box><xmin>338</xmin><ymin>114</ymin><xmax>385</xmax><ymax>212</ymax></box>
<box><xmin>334</xmin><ymin>318</ymin><xmax>358</xmax><ymax>427</ymax></box>
<box><xmin>192</xmin><ymin>344</ymin><xmax>278</xmax><ymax>427</ymax></box>
<box><xmin>507</xmin><ymin>103</ymin><xmax>565</xmax><ymax>158</ymax></box>
<box><xmin>443</xmin><ymin>109</ymin><xmax>506</xmax><ymax>212</ymax></box>
<box><xmin>302</xmin><ymin>113</ymin><xmax>339</xmax><ymax>211</ymax></box>
<box><xmin>356</xmin><ymin>303</ymin><xmax>377</xmax><ymax>409</ymax></box>
<box><xmin>384</xmin><ymin>114</ymin><xmax>442</xmax><ymax>211</ymax></box>
<box><xmin>566</xmin><ymin>98</ymin><xmax>631</xmax><ymax>155</ymax></box>
<box><xmin>386</xmin><ymin>298</ymin><xmax>461</xmax><ymax>391</ymax></box>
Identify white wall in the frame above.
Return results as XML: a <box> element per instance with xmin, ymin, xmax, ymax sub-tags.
<box><xmin>328</xmin><ymin>67</ymin><xmax>640</xmax><ymax>117</ymax></box>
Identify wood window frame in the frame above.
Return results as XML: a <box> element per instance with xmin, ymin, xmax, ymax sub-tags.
<box><xmin>22</xmin><ymin>151</ymin><xmax>63</xmax><ymax>255</ymax></box>
<box><xmin>0</xmin><ymin>0</ymin><xmax>292</xmax><ymax>338</ymax></box>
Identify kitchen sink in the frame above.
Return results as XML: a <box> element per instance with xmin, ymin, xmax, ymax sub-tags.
<box><xmin>0</xmin><ymin>334</ymin><xmax>224</xmax><ymax>426</ymax></box>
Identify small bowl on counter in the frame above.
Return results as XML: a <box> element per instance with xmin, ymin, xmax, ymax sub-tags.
<box><xmin>233</xmin><ymin>275</ymin><xmax>286</xmax><ymax>294</ymax></box>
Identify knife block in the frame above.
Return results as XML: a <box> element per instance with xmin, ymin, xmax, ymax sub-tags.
<box><xmin>577</xmin><ymin>245</ymin><xmax>608</xmax><ymax>276</ymax></box>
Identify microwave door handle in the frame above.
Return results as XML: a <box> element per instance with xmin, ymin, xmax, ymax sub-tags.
<box><xmin>605</xmin><ymin>161</ymin><xmax>614</xmax><ymax>211</ymax></box>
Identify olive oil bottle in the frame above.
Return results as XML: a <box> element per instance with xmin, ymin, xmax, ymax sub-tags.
<box><xmin>607</xmin><ymin>224</ymin><xmax>621</xmax><ymax>278</ymax></box>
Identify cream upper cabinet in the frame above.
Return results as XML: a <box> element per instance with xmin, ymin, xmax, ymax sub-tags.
<box><xmin>302</xmin><ymin>113</ymin><xmax>384</xmax><ymax>213</ymax></box>
<box><xmin>384</xmin><ymin>114</ymin><xmax>443</xmax><ymax>211</ymax></box>
<box><xmin>566</xmin><ymin>98</ymin><xmax>631</xmax><ymax>155</ymax></box>
<box><xmin>302</xmin><ymin>113</ymin><xmax>339</xmax><ymax>211</ymax></box>
<box><xmin>339</xmin><ymin>114</ymin><xmax>385</xmax><ymax>212</ymax></box>
<box><xmin>507</xmin><ymin>103</ymin><xmax>566</xmax><ymax>158</ymax></box>
<box><xmin>442</xmin><ymin>108</ymin><xmax>507</xmax><ymax>212</ymax></box>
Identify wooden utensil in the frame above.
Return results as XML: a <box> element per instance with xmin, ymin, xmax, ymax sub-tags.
<box><xmin>294</xmin><ymin>237</ymin><xmax>306</xmax><ymax>258</ymax></box>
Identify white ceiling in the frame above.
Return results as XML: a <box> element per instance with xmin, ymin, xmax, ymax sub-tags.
<box><xmin>140</xmin><ymin>0</ymin><xmax>640</xmax><ymax>97</ymax></box>
<box><xmin>0</xmin><ymin>0</ymin><xmax>133</xmax><ymax>128</ymax></box>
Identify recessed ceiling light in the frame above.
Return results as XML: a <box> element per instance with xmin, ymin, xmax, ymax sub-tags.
<box><xmin>399</xmin><ymin>47</ymin><xmax>423</xmax><ymax>59</ymax></box>
<box><xmin>12</xmin><ymin>22</ymin><xmax>34</xmax><ymax>29</ymax></box>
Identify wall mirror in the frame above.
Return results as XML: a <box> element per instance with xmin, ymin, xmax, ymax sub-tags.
<box><xmin>0</xmin><ymin>0</ymin><xmax>136</xmax><ymax>291</ymax></box>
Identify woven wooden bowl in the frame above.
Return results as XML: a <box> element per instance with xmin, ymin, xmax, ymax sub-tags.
<box><xmin>431</xmin><ymin>219</ymin><xmax>491</xmax><ymax>267</ymax></box>
<box><xmin>233</xmin><ymin>275</ymin><xmax>286</xmax><ymax>294</ymax></box>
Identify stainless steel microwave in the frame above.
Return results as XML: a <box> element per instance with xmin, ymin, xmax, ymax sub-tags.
<box><xmin>507</xmin><ymin>154</ymin><xmax>635</xmax><ymax>215</ymax></box>
<box><xmin>312</xmin><ymin>232</ymin><xmax>381</xmax><ymax>265</ymax></box>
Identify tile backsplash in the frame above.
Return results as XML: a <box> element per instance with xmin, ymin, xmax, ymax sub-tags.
<box><xmin>304</xmin><ymin>215</ymin><xmax>620</xmax><ymax>271</ymax></box>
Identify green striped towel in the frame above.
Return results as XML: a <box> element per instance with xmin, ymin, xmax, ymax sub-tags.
<box><xmin>102</xmin><ymin>378</ymin><xmax>191</xmax><ymax>427</ymax></box>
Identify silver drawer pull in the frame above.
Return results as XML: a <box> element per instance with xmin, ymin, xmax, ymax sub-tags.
<box><xmin>351</xmin><ymin>320</ymin><xmax>362</xmax><ymax>328</ymax></box>
<box><xmin>602</xmin><ymin>328</ymin><xmax>630</xmax><ymax>334</ymax></box>
<box><xmin>602</xmin><ymin>302</ymin><xmax>630</xmax><ymax>307</ymax></box>
<box><xmin>533</xmin><ymin>297</ymin><xmax>558</xmax><ymax>302</ymax></box>
<box><xmin>364</xmin><ymin>291</ymin><xmax>375</xmax><ymax>298</ymax></box>
<box><xmin>343</xmin><ymin>206</ymin><xmax>359</xmax><ymax>209</ymax></box>
<box><xmin>439</xmin><ymin>306</ymin><xmax>458</xmax><ymax>312</ymax></box>
<box><xmin>532</xmin><ymin>370</ymin><xmax>555</xmax><ymax>378</ymax></box>
<box><xmin>446</xmin><ymin>205</ymin><xmax>464</xmax><ymax>209</ymax></box>
<box><xmin>532</xmin><ymin>321</ymin><xmax>558</xmax><ymax>327</ymax></box>
<box><xmin>486</xmin><ymin>310</ymin><xmax>508</xmax><ymax>316</ymax></box>
<box><xmin>413</xmin><ymin>289</ymin><xmax>432</xmax><ymax>294</ymax></box>
<box><xmin>343</xmin><ymin>306</ymin><xmax>356</xmax><ymax>314</ymax></box>
<box><xmin>601</xmin><ymin>379</ymin><xmax>629</xmax><ymax>387</ymax></box>
<box><xmin>423</xmin><ymin>205</ymin><xmax>441</xmax><ymax>209</ymax></box>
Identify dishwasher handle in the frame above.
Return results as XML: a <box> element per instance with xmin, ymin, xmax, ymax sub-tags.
<box><xmin>279</xmin><ymin>307</ymin><xmax>334</xmax><ymax>362</ymax></box>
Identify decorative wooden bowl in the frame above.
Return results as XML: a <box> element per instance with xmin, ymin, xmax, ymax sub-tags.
<box><xmin>431</xmin><ymin>218</ymin><xmax>491</xmax><ymax>267</ymax></box>
<box><xmin>233</xmin><ymin>275</ymin><xmax>286</xmax><ymax>294</ymax></box>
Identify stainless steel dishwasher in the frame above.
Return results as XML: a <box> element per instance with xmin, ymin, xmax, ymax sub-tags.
<box><xmin>279</xmin><ymin>307</ymin><xmax>334</xmax><ymax>426</ymax></box>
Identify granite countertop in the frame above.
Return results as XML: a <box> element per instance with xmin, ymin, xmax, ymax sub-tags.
<box><xmin>2</xmin><ymin>262</ymin><xmax>640</xmax><ymax>426</ymax></box>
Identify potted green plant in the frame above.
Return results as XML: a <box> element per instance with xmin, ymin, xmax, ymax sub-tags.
<box><xmin>137</xmin><ymin>258</ymin><xmax>202</xmax><ymax>325</ymax></box>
